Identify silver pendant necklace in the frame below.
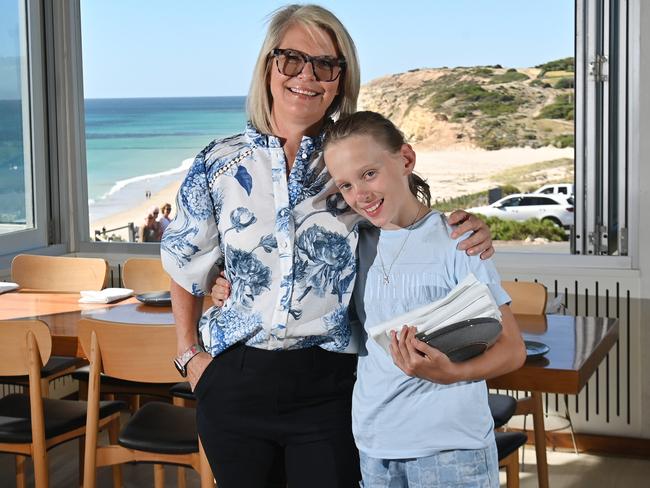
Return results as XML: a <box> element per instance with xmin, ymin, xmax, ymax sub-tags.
<box><xmin>377</xmin><ymin>205</ymin><xmax>425</xmax><ymax>285</ymax></box>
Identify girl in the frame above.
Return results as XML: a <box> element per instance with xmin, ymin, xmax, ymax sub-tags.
<box><xmin>322</xmin><ymin>111</ymin><xmax>527</xmax><ymax>487</ymax></box>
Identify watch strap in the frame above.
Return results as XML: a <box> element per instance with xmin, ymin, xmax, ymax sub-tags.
<box><xmin>173</xmin><ymin>343</ymin><xmax>205</xmax><ymax>376</ymax></box>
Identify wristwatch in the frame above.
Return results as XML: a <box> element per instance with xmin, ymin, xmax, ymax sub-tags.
<box><xmin>173</xmin><ymin>343</ymin><xmax>205</xmax><ymax>377</ymax></box>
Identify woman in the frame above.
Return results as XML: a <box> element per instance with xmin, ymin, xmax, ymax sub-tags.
<box><xmin>161</xmin><ymin>5</ymin><xmax>493</xmax><ymax>487</ymax></box>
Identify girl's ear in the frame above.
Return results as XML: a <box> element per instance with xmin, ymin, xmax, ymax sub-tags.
<box><xmin>400</xmin><ymin>143</ymin><xmax>416</xmax><ymax>175</ymax></box>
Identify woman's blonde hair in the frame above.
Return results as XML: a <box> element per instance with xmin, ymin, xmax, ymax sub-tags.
<box><xmin>247</xmin><ymin>4</ymin><xmax>360</xmax><ymax>134</ymax></box>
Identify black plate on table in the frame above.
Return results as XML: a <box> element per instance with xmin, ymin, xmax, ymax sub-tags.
<box><xmin>525</xmin><ymin>340</ymin><xmax>550</xmax><ymax>359</ymax></box>
<box><xmin>136</xmin><ymin>291</ymin><xmax>171</xmax><ymax>307</ymax></box>
<box><xmin>415</xmin><ymin>317</ymin><xmax>503</xmax><ymax>362</ymax></box>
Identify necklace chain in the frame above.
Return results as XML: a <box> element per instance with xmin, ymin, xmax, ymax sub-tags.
<box><xmin>377</xmin><ymin>206</ymin><xmax>425</xmax><ymax>285</ymax></box>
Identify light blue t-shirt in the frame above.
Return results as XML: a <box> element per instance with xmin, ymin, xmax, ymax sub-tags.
<box><xmin>352</xmin><ymin>210</ymin><xmax>510</xmax><ymax>459</ymax></box>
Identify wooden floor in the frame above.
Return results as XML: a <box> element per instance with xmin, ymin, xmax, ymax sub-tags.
<box><xmin>2</xmin><ymin>443</ymin><xmax>649</xmax><ymax>487</ymax></box>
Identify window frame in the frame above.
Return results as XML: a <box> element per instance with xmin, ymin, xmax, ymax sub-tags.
<box><xmin>2</xmin><ymin>0</ymin><xmax>641</xmax><ymax>273</ymax></box>
<box><xmin>0</xmin><ymin>0</ymin><xmax>50</xmax><ymax>267</ymax></box>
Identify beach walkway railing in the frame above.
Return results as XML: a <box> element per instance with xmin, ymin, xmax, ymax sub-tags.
<box><xmin>94</xmin><ymin>223</ymin><xmax>136</xmax><ymax>242</ymax></box>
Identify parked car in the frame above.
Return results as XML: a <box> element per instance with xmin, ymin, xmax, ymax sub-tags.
<box><xmin>533</xmin><ymin>183</ymin><xmax>574</xmax><ymax>197</ymax></box>
<box><xmin>467</xmin><ymin>193</ymin><xmax>574</xmax><ymax>228</ymax></box>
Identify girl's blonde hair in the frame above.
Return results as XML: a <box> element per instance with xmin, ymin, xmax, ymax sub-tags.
<box><xmin>324</xmin><ymin>111</ymin><xmax>432</xmax><ymax>207</ymax></box>
<box><xmin>247</xmin><ymin>4</ymin><xmax>360</xmax><ymax>134</ymax></box>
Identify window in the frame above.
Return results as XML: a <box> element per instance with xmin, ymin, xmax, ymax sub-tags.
<box><xmin>35</xmin><ymin>0</ymin><xmax>633</xmax><ymax>265</ymax></box>
<box><xmin>0</xmin><ymin>0</ymin><xmax>48</xmax><ymax>258</ymax></box>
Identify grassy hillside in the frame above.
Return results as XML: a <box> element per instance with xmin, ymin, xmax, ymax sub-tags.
<box><xmin>358</xmin><ymin>58</ymin><xmax>575</xmax><ymax>150</ymax></box>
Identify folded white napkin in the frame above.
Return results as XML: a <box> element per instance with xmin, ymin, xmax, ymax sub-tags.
<box><xmin>79</xmin><ymin>288</ymin><xmax>133</xmax><ymax>304</ymax></box>
<box><xmin>0</xmin><ymin>282</ymin><xmax>19</xmax><ymax>294</ymax></box>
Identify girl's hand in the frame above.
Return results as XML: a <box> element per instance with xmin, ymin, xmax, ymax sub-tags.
<box><xmin>211</xmin><ymin>271</ymin><xmax>231</xmax><ymax>307</ymax></box>
<box><xmin>447</xmin><ymin>210</ymin><xmax>494</xmax><ymax>259</ymax></box>
<box><xmin>389</xmin><ymin>326</ymin><xmax>459</xmax><ymax>385</ymax></box>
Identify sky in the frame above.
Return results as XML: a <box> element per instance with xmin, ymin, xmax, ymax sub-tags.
<box><xmin>81</xmin><ymin>0</ymin><xmax>574</xmax><ymax>99</ymax></box>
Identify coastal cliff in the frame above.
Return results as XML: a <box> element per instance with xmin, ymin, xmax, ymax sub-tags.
<box><xmin>358</xmin><ymin>57</ymin><xmax>575</xmax><ymax>151</ymax></box>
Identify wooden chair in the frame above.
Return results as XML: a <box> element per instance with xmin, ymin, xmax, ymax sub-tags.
<box><xmin>78</xmin><ymin>318</ymin><xmax>214</xmax><ymax>488</ymax></box>
<box><xmin>0</xmin><ymin>319</ymin><xmax>122</xmax><ymax>488</ymax></box>
<box><xmin>3</xmin><ymin>255</ymin><xmax>110</xmax><ymax>397</ymax></box>
<box><xmin>122</xmin><ymin>257</ymin><xmax>171</xmax><ymax>294</ymax></box>
<box><xmin>11</xmin><ymin>254</ymin><xmax>109</xmax><ymax>292</ymax></box>
<box><xmin>497</xmin><ymin>431</ymin><xmax>528</xmax><ymax>488</ymax></box>
<box><xmin>501</xmin><ymin>281</ymin><xmax>548</xmax><ymax>315</ymax></box>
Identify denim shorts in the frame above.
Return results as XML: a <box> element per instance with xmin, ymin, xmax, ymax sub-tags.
<box><xmin>359</xmin><ymin>442</ymin><xmax>499</xmax><ymax>488</ymax></box>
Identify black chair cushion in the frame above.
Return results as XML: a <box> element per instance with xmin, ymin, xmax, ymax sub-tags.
<box><xmin>488</xmin><ymin>393</ymin><xmax>518</xmax><ymax>428</ymax></box>
<box><xmin>169</xmin><ymin>382</ymin><xmax>195</xmax><ymax>401</ymax></box>
<box><xmin>72</xmin><ymin>366</ymin><xmax>175</xmax><ymax>396</ymax></box>
<box><xmin>0</xmin><ymin>356</ymin><xmax>87</xmax><ymax>385</ymax></box>
<box><xmin>118</xmin><ymin>401</ymin><xmax>198</xmax><ymax>455</ymax></box>
<box><xmin>0</xmin><ymin>394</ymin><xmax>124</xmax><ymax>443</ymax></box>
<box><xmin>495</xmin><ymin>431</ymin><xmax>528</xmax><ymax>460</ymax></box>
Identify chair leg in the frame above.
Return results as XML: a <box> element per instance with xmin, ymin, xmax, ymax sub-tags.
<box><xmin>177</xmin><ymin>466</ymin><xmax>187</xmax><ymax>488</ymax></box>
<box><xmin>108</xmin><ymin>417</ymin><xmax>123</xmax><ymax>488</ymax></box>
<box><xmin>154</xmin><ymin>464</ymin><xmax>165</xmax><ymax>488</ymax></box>
<box><xmin>504</xmin><ymin>451</ymin><xmax>520</xmax><ymax>488</ymax></box>
<box><xmin>32</xmin><ymin>447</ymin><xmax>49</xmax><ymax>488</ymax></box>
<box><xmin>173</xmin><ymin>396</ymin><xmax>188</xmax><ymax>488</ymax></box>
<box><xmin>40</xmin><ymin>377</ymin><xmax>50</xmax><ymax>398</ymax></box>
<box><xmin>15</xmin><ymin>455</ymin><xmax>26</xmax><ymax>488</ymax></box>
<box><xmin>129</xmin><ymin>394</ymin><xmax>141</xmax><ymax>413</ymax></box>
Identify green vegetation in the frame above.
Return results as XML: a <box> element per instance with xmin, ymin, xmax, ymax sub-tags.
<box><xmin>529</xmin><ymin>79</ymin><xmax>552</xmax><ymax>88</ymax></box>
<box><xmin>536</xmin><ymin>94</ymin><xmax>574</xmax><ymax>120</ymax></box>
<box><xmin>552</xmin><ymin>134</ymin><xmax>575</xmax><ymax>148</ymax></box>
<box><xmin>469</xmin><ymin>67</ymin><xmax>495</xmax><ymax>77</ymax></box>
<box><xmin>430</xmin><ymin>82</ymin><xmax>523</xmax><ymax>118</ymax></box>
<box><xmin>554</xmin><ymin>77</ymin><xmax>574</xmax><ymax>89</ymax></box>
<box><xmin>489</xmin><ymin>69</ymin><xmax>529</xmax><ymax>84</ymax></box>
<box><xmin>491</xmin><ymin>158</ymin><xmax>573</xmax><ymax>187</ymax></box>
<box><xmin>535</xmin><ymin>57</ymin><xmax>575</xmax><ymax>75</ymax></box>
<box><xmin>481</xmin><ymin>216</ymin><xmax>567</xmax><ymax>241</ymax></box>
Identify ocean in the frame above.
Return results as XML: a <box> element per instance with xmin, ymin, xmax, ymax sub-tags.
<box><xmin>85</xmin><ymin>96</ymin><xmax>247</xmax><ymax>222</ymax></box>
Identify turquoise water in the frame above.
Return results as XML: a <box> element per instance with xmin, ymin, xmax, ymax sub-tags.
<box><xmin>85</xmin><ymin>96</ymin><xmax>247</xmax><ymax>202</ymax></box>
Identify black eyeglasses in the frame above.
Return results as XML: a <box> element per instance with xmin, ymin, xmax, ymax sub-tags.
<box><xmin>270</xmin><ymin>48</ymin><xmax>346</xmax><ymax>82</ymax></box>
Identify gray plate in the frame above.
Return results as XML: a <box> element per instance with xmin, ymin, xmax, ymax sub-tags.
<box><xmin>136</xmin><ymin>291</ymin><xmax>171</xmax><ymax>306</ymax></box>
<box><xmin>416</xmin><ymin>317</ymin><xmax>503</xmax><ymax>362</ymax></box>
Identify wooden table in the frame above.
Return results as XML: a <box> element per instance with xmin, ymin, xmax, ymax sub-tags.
<box><xmin>2</xmin><ymin>293</ymin><xmax>619</xmax><ymax>487</ymax></box>
<box><xmin>0</xmin><ymin>291</ymin><xmax>184</xmax><ymax>356</ymax></box>
<box><xmin>489</xmin><ymin>314</ymin><xmax>619</xmax><ymax>488</ymax></box>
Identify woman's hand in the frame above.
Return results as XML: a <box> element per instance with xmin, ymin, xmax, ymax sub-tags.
<box><xmin>389</xmin><ymin>326</ymin><xmax>460</xmax><ymax>385</ymax></box>
<box><xmin>447</xmin><ymin>210</ymin><xmax>494</xmax><ymax>259</ymax></box>
<box><xmin>187</xmin><ymin>352</ymin><xmax>213</xmax><ymax>391</ymax></box>
<box><xmin>211</xmin><ymin>271</ymin><xmax>231</xmax><ymax>307</ymax></box>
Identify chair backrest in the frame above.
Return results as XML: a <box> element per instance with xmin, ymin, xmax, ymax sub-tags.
<box><xmin>122</xmin><ymin>257</ymin><xmax>171</xmax><ymax>293</ymax></box>
<box><xmin>0</xmin><ymin>319</ymin><xmax>51</xmax><ymax>378</ymax></box>
<box><xmin>501</xmin><ymin>281</ymin><xmax>548</xmax><ymax>315</ymax></box>
<box><xmin>11</xmin><ymin>254</ymin><xmax>109</xmax><ymax>292</ymax></box>
<box><xmin>78</xmin><ymin>318</ymin><xmax>181</xmax><ymax>383</ymax></box>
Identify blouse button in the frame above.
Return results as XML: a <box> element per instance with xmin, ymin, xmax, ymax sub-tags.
<box><xmin>301</xmin><ymin>152</ymin><xmax>308</xmax><ymax>159</ymax></box>
<box><xmin>282</xmin><ymin>242</ymin><xmax>289</xmax><ymax>249</ymax></box>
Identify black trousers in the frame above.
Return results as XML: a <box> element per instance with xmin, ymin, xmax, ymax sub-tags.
<box><xmin>194</xmin><ymin>344</ymin><xmax>361</xmax><ymax>488</ymax></box>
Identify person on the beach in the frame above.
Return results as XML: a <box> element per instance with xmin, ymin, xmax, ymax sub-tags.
<box><xmin>158</xmin><ymin>202</ymin><xmax>172</xmax><ymax>233</ymax></box>
<box><xmin>161</xmin><ymin>5</ymin><xmax>493</xmax><ymax>487</ymax></box>
<box><xmin>137</xmin><ymin>211</ymin><xmax>160</xmax><ymax>242</ymax></box>
<box><xmin>322</xmin><ymin>111</ymin><xmax>526</xmax><ymax>487</ymax></box>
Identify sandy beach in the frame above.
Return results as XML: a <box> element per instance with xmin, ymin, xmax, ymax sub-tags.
<box><xmin>89</xmin><ymin>145</ymin><xmax>574</xmax><ymax>241</ymax></box>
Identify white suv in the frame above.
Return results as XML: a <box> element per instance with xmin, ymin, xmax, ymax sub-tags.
<box><xmin>533</xmin><ymin>183</ymin><xmax>574</xmax><ymax>197</ymax></box>
<box><xmin>467</xmin><ymin>193</ymin><xmax>574</xmax><ymax>228</ymax></box>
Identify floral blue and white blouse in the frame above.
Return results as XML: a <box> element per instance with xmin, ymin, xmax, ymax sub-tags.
<box><xmin>161</xmin><ymin>123</ymin><xmax>361</xmax><ymax>357</ymax></box>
